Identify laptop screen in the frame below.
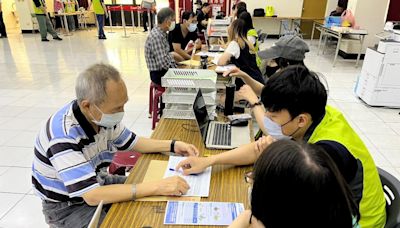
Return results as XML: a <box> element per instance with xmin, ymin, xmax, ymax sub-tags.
<box><xmin>193</xmin><ymin>89</ymin><xmax>210</xmax><ymax>141</ymax></box>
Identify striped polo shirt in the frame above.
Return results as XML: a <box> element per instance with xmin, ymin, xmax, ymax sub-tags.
<box><xmin>32</xmin><ymin>100</ymin><xmax>138</xmax><ymax>202</ymax></box>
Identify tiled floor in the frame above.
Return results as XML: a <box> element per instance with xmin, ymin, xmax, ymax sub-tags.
<box><xmin>0</xmin><ymin>27</ymin><xmax>399</xmax><ymax>227</ymax></box>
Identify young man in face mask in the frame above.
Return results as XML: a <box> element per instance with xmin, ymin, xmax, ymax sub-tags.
<box><xmin>32</xmin><ymin>63</ymin><xmax>200</xmax><ymax>227</ymax></box>
<box><xmin>144</xmin><ymin>7</ymin><xmax>184</xmax><ymax>85</ymax></box>
<box><xmin>177</xmin><ymin>65</ymin><xmax>386</xmax><ymax>228</ymax></box>
<box><xmin>168</xmin><ymin>11</ymin><xmax>202</xmax><ymax>60</ymax></box>
<box><xmin>222</xmin><ymin>35</ymin><xmax>310</xmax><ymax>135</ymax></box>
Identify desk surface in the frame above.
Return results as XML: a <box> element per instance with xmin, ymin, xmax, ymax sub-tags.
<box><xmin>177</xmin><ymin>51</ymin><xmax>218</xmax><ymax>71</ymax></box>
<box><xmin>101</xmin><ymin>118</ymin><xmax>252</xmax><ymax>228</ymax></box>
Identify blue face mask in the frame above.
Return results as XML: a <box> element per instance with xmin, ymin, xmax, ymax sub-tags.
<box><xmin>188</xmin><ymin>23</ymin><xmax>197</xmax><ymax>32</ymax></box>
<box><xmin>91</xmin><ymin>104</ymin><xmax>124</xmax><ymax>128</ymax></box>
<box><xmin>263</xmin><ymin>116</ymin><xmax>292</xmax><ymax>140</ymax></box>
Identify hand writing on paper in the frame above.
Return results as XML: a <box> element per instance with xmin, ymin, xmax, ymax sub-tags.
<box><xmin>153</xmin><ymin>176</ymin><xmax>190</xmax><ymax>196</ymax></box>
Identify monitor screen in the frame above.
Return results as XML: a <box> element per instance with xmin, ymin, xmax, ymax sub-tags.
<box><xmin>193</xmin><ymin>89</ymin><xmax>210</xmax><ymax>141</ymax></box>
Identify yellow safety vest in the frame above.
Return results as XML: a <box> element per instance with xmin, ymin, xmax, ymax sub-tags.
<box><xmin>308</xmin><ymin>105</ymin><xmax>386</xmax><ymax>228</ymax></box>
<box><xmin>92</xmin><ymin>0</ymin><xmax>104</xmax><ymax>15</ymax></box>
<box><xmin>65</xmin><ymin>0</ymin><xmax>76</xmax><ymax>13</ymax></box>
<box><xmin>33</xmin><ymin>0</ymin><xmax>45</xmax><ymax>14</ymax></box>
<box><xmin>247</xmin><ymin>29</ymin><xmax>261</xmax><ymax>67</ymax></box>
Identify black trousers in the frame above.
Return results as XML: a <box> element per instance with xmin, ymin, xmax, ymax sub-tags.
<box><xmin>142</xmin><ymin>11</ymin><xmax>154</xmax><ymax>31</ymax></box>
<box><xmin>150</xmin><ymin>69</ymin><xmax>168</xmax><ymax>86</ymax></box>
<box><xmin>0</xmin><ymin>12</ymin><xmax>7</xmax><ymax>37</ymax></box>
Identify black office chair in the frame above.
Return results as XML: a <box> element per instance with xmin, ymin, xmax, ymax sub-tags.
<box><xmin>378</xmin><ymin>167</ymin><xmax>400</xmax><ymax>228</ymax></box>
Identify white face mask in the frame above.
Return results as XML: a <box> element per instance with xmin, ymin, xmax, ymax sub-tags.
<box><xmin>263</xmin><ymin>116</ymin><xmax>292</xmax><ymax>140</ymax></box>
<box><xmin>91</xmin><ymin>104</ymin><xmax>124</xmax><ymax>128</ymax></box>
<box><xmin>188</xmin><ymin>23</ymin><xmax>197</xmax><ymax>32</ymax></box>
<box><xmin>169</xmin><ymin>21</ymin><xmax>176</xmax><ymax>31</ymax></box>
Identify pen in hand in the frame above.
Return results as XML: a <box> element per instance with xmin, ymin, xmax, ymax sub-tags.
<box><xmin>169</xmin><ymin>168</ymin><xmax>198</xmax><ymax>176</ymax></box>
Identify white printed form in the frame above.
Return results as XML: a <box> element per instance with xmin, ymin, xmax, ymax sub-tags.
<box><xmin>164</xmin><ymin>201</ymin><xmax>245</xmax><ymax>226</ymax></box>
<box><xmin>164</xmin><ymin>156</ymin><xmax>212</xmax><ymax>197</ymax></box>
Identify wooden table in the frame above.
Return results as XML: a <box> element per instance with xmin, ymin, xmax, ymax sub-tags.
<box><xmin>101</xmin><ymin>118</ymin><xmax>253</xmax><ymax>227</ymax></box>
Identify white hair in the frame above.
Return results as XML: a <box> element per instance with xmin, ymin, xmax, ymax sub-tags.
<box><xmin>75</xmin><ymin>63</ymin><xmax>121</xmax><ymax>105</ymax></box>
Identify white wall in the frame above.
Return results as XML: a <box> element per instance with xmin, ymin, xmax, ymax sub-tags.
<box><xmin>351</xmin><ymin>0</ymin><xmax>390</xmax><ymax>49</ymax></box>
<box><xmin>347</xmin><ymin>0</ymin><xmax>357</xmax><ymax>14</ymax></box>
<box><xmin>244</xmin><ymin>0</ymin><xmax>304</xmax><ymax>17</ymax></box>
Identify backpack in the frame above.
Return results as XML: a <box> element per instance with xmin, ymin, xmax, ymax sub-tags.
<box><xmin>253</xmin><ymin>8</ymin><xmax>265</xmax><ymax>17</ymax></box>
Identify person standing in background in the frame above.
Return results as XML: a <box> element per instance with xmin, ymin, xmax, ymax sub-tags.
<box><xmin>64</xmin><ymin>0</ymin><xmax>78</xmax><ymax>31</ymax></box>
<box><xmin>92</xmin><ymin>0</ymin><xmax>107</xmax><ymax>39</ymax></box>
<box><xmin>141</xmin><ymin>0</ymin><xmax>156</xmax><ymax>32</ymax></box>
<box><xmin>0</xmin><ymin>0</ymin><xmax>7</xmax><ymax>38</ymax></box>
<box><xmin>196</xmin><ymin>2</ymin><xmax>211</xmax><ymax>32</ymax></box>
<box><xmin>33</xmin><ymin>0</ymin><xmax>63</xmax><ymax>41</ymax></box>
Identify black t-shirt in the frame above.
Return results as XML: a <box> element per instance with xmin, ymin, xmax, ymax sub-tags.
<box><xmin>230</xmin><ymin>43</ymin><xmax>264</xmax><ymax>88</ymax></box>
<box><xmin>330</xmin><ymin>10</ymin><xmax>342</xmax><ymax>16</ymax></box>
<box><xmin>168</xmin><ymin>24</ymin><xmax>198</xmax><ymax>52</ymax></box>
<box><xmin>196</xmin><ymin>10</ymin><xmax>209</xmax><ymax>31</ymax></box>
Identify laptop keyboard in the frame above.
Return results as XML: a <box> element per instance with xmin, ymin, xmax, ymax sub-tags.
<box><xmin>212</xmin><ymin>123</ymin><xmax>231</xmax><ymax>146</ymax></box>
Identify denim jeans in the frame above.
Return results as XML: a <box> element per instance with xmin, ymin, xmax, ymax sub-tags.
<box><xmin>96</xmin><ymin>14</ymin><xmax>105</xmax><ymax>37</ymax></box>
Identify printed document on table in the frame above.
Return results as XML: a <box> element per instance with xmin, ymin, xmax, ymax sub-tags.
<box><xmin>164</xmin><ymin>156</ymin><xmax>212</xmax><ymax>197</ymax></box>
<box><xmin>164</xmin><ymin>201</ymin><xmax>245</xmax><ymax>226</ymax></box>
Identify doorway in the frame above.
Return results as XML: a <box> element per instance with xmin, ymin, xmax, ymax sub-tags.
<box><xmin>300</xmin><ymin>0</ymin><xmax>328</xmax><ymax>39</ymax></box>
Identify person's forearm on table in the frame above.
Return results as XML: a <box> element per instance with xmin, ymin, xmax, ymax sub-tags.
<box><xmin>82</xmin><ymin>182</ymin><xmax>157</xmax><ymax>206</ymax></box>
<box><xmin>133</xmin><ymin>137</ymin><xmax>173</xmax><ymax>153</ymax></box>
<box><xmin>208</xmin><ymin>142</ymin><xmax>259</xmax><ymax>166</ymax></box>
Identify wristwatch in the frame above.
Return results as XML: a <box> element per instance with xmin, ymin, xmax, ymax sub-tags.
<box><xmin>170</xmin><ymin>140</ymin><xmax>176</xmax><ymax>153</ymax></box>
<box><xmin>248</xmin><ymin>101</ymin><xmax>263</xmax><ymax>109</ymax></box>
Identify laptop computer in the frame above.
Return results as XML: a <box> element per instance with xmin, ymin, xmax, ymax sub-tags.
<box><xmin>193</xmin><ymin>89</ymin><xmax>250</xmax><ymax>150</ymax></box>
<box><xmin>204</xmin><ymin>32</ymin><xmax>225</xmax><ymax>53</ymax></box>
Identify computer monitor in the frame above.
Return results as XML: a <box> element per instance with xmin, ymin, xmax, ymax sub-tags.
<box><xmin>193</xmin><ymin>89</ymin><xmax>210</xmax><ymax>141</ymax></box>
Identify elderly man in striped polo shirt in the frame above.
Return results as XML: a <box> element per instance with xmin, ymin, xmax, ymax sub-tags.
<box><xmin>32</xmin><ymin>63</ymin><xmax>199</xmax><ymax>227</ymax></box>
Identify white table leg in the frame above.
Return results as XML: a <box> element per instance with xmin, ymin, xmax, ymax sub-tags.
<box><xmin>310</xmin><ymin>21</ymin><xmax>316</xmax><ymax>45</ymax></box>
<box><xmin>356</xmin><ymin>35</ymin><xmax>365</xmax><ymax>68</ymax></box>
<box><xmin>333</xmin><ymin>33</ymin><xmax>342</xmax><ymax>67</ymax></box>
<box><xmin>63</xmin><ymin>14</ymin><xmax>72</xmax><ymax>36</ymax></box>
<box><xmin>317</xmin><ymin>29</ymin><xmax>324</xmax><ymax>55</ymax></box>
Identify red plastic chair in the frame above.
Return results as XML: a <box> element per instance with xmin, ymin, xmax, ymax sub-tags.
<box><xmin>109</xmin><ymin>151</ymin><xmax>142</xmax><ymax>175</ymax></box>
<box><xmin>149</xmin><ymin>82</ymin><xmax>165</xmax><ymax>130</ymax></box>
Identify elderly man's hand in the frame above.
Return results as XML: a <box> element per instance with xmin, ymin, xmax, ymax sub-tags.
<box><xmin>174</xmin><ymin>141</ymin><xmax>199</xmax><ymax>157</ymax></box>
<box><xmin>153</xmin><ymin>176</ymin><xmax>190</xmax><ymax>196</ymax></box>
